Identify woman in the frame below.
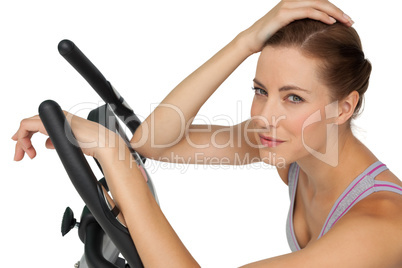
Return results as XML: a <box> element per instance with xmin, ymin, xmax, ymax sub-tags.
<box><xmin>12</xmin><ymin>0</ymin><xmax>402</xmax><ymax>267</ymax></box>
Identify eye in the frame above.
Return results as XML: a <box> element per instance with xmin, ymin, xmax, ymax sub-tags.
<box><xmin>287</xmin><ymin>94</ymin><xmax>304</xmax><ymax>104</ymax></box>
<box><xmin>252</xmin><ymin>87</ymin><xmax>268</xmax><ymax>97</ymax></box>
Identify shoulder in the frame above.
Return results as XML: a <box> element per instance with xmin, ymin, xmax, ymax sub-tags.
<box><xmin>240</xmin><ymin>179</ymin><xmax>402</xmax><ymax>267</ymax></box>
<box><xmin>301</xmin><ymin>164</ymin><xmax>402</xmax><ymax>266</ymax></box>
<box><xmin>303</xmin><ymin>191</ymin><xmax>402</xmax><ymax>267</ymax></box>
<box><xmin>349</xmin><ymin>190</ymin><xmax>402</xmax><ymax>230</ymax></box>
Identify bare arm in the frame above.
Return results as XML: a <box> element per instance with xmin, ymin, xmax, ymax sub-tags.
<box><xmin>98</xmin><ymin>138</ymin><xmax>200</xmax><ymax>267</ymax></box>
<box><xmin>98</xmin><ymin>137</ymin><xmax>402</xmax><ymax>268</ymax></box>
<box><xmin>131</xmin><ymin>0</ymin><xmax>352</xmax><ymax>166</ymax></box>
<box><xmin>240</xmin><ymin>193</ymin><xmax>402</xmax><ymax>267</ymax></box>
<box><xmin>131</xmin><ymin>36</ymin><xmax>260</xmax><ymax>165</ymax></box>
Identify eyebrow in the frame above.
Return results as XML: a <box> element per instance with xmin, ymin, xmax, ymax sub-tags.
<box><xmin>253</xmin><ymin>78</ymin><xmax>311</xmax><ymax>94</ymax></box>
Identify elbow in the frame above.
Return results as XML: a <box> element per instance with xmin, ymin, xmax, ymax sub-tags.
<box><xmin>130</xmin><ymin>128</ymin><xmax>152</xmax><ymax>158</ymax></box>
<box><xmin>130</xmin><ymin>126</ymin><xmax>165</xmax><ymax>160</ymax></box>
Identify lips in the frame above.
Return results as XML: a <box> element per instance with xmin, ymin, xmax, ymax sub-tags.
<box><xmin>259</xmin><ymin>135</ymin><xmax>285</xmax><ymax>148</ymax></box>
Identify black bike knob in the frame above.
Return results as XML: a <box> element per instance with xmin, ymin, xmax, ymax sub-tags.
<box><xmin>61</xmin><ymin>207</ymin><xmax>78</xmax><ymax>236</ymax></box>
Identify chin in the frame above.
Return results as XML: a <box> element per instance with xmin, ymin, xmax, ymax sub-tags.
<box><xmin>259</xmin><ymin>149</ymin><xmax>288</xmax><ymax>168</ymax></box>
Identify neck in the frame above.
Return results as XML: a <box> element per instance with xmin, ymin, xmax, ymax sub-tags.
<box><xmin>296</xmin><ymin>127</ymin><xmax>377</xmax><ymax>199</ymax></box>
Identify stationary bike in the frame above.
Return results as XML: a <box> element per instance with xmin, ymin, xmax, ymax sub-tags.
<box><xmin>39</xmin><ymin>39</ymin><xmax>157</xmax><ymax>267</ymax></box>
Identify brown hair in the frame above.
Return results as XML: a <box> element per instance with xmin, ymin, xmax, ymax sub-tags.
<box><xmin>265</xmin><ymin>19</ymin><xmax>371</xmax><ymax>119</ymax></box>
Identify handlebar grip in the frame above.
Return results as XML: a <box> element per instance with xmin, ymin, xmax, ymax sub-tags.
<box><xmin>39</xmin><ymin>100</ymin><xmax>99</xmax><ymax>198</ymax></box>
<box><xmin>58</xmin><ymin>40</ymin><xmax>120</xmax><ymax>105</ymax></box>
<box><xmin>39</xmin><ymin>100</ymin><xmax>143</xmax><ymax>268</ymax></box>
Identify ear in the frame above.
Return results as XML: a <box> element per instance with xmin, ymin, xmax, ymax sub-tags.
<box><xmin>336</xmin><ymin>91</ymin><xmax>359</xmax><ymax>125</ymax></box>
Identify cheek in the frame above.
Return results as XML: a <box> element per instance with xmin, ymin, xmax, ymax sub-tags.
<box><xmin>297</xmin><ymin>109</ymin><xmax>329</xmax><ymax>152</ymax></box>
<box><xmin>282</xmin><ymin>108</ymin><xmax>328</xmax><ymax>156</ymax></box>
<box><xmin>250</xmin><ymin>97</ymin><xmax>268</xmax><ymax>127</ymax></box>
<box><xmin>283</xmin><ymin>110</ymin><xmax>311</xmax><ymax>139</ymax></box>
<box><xmin>250</xmin><ymin>96</ymin><xmax>261</xmax><ymax>118</ymax></box>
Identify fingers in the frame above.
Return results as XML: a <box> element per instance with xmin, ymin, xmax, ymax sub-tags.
<box><xmin>14</xmin><ymin>142</ymin><xmax>27</xmax><ymax>161</ymax></box>
<box><xmin>311</xmin><ymin>0</ymin><xmax>354</xmax><ymax>25</ymax></box>
<box><xmin>12</xmin><ymin>115</ymin><xmax>48</xmax><ymax>161</ymax></box>
<box><xmin>45</xmin><ymin>138</ymin><xmax>55</xmax><ymax>149</ymax></box>
<box><xmin>12</xmin><ymin>112</ymin><xmax>101</xmax><ymax>160</ymax></box>
<box><xmin>284</xmin><ymin>6</ymin><xmax>336</xmax><ymax>25</ymax></box>
<box><xmin>14</xmin><ymin>135</ymin><xmax>37</xmax><ymax>161</ymax></box>
<box><xmin>280</xmin><ymin>0</ymin><xmax>354</xmax><ymax>26</ymax></box>
<box><xmin>17</xmin><ymin>115</ymin><xmax>48</xmax><ymax>138</ymax></box>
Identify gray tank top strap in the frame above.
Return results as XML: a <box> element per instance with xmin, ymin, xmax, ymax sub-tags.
<box><xmin>287</xmin><ymin>162</ymin><xmax>300</xmax><ymax>197</ymax></box>
<box><xmin>285</xmin><ymin>161</ymin><xmax>401</xmax><ymax>252</ymax></box>
<box><xmin>318</xmin><ymin>161</ymin><xmax>389</xmax><ymax>238</ymax></box>
<box><xmin>373</xmin><ymin>180</ymin><xmax>402</xmax><ymax>195</ymax></box>
<box><xmin>286</xmin><ymin>162</ymin><xmax>301</xmax><ymax>252</ymax></box>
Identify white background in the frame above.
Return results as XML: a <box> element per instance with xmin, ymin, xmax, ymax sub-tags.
<box><xmin>1</xmin><ymin>0</ymin><xmax>401</xmax><ymax>267</ymax></box>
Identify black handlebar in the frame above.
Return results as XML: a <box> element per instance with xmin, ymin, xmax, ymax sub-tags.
<box><xmin>58</xmin><ymin>40</ymin><xmax>121</xmax><ymax>106</ymax></box>
<box><xmin>39</xmin><ymin>100</ymin><xmax>143</xmax><ymax>268</ymax></box>
<box><xmin>58</xmin><ymin>39</ymin><xmax>141</xmax><ymax>135</ymax></box>
<box><xmin>39</xmin><ymin>100</ymin><xmax>98</xmax><ymax>203</ymax></box>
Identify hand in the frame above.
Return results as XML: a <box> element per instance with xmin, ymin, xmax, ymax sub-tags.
<box><xmin>12</xmin><ymin>112</ymin><xmax>115</xmax><ymax>161</ymax></box>
<box><xmin>241</xmin><ymin>0</ymin><xmax>354</xmax><ymax>54</ymax></box>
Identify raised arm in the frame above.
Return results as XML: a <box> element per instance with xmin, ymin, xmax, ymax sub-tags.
<box><xmin>130</xmin><ymin>36</ymin><xmax>260</xmax><ymax>165</ymax></box>
<box><xmin>131</xmin><ymin>0</ymin><xmax>352</xmax><ymax>166</ymax></box>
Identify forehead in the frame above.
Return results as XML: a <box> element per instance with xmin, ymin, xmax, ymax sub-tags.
<box><xmin>255</xmin><ymin>46</ymin><xmax>325</xmax><ymax>93</ymax></box>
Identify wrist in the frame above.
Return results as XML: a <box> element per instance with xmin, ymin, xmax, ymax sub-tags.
<box><xmin>94</xmin><ymin>131</ymin><xmax>126</xmax><ymax>164</ymax></box>
<box><xmin>232</xmin><ymin>31</ymin><xmax>258</xmax><ymax>57</ymax></box>
<box><xmin>234</xmin><ymin>29</ymin><xmax>264</xmax><ymax>56</ymax></box>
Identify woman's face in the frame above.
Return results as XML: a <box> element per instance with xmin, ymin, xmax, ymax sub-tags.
<box><xmin>251</xmin><ymin>46</ymin><xmax>337</xmax><ymax>167</ymax></box>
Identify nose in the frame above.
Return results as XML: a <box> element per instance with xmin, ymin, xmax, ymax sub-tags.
<box><xmin>251</xmin><ymin>99</ymin><xmax>284</xmax><ymax>130</ymax></box>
